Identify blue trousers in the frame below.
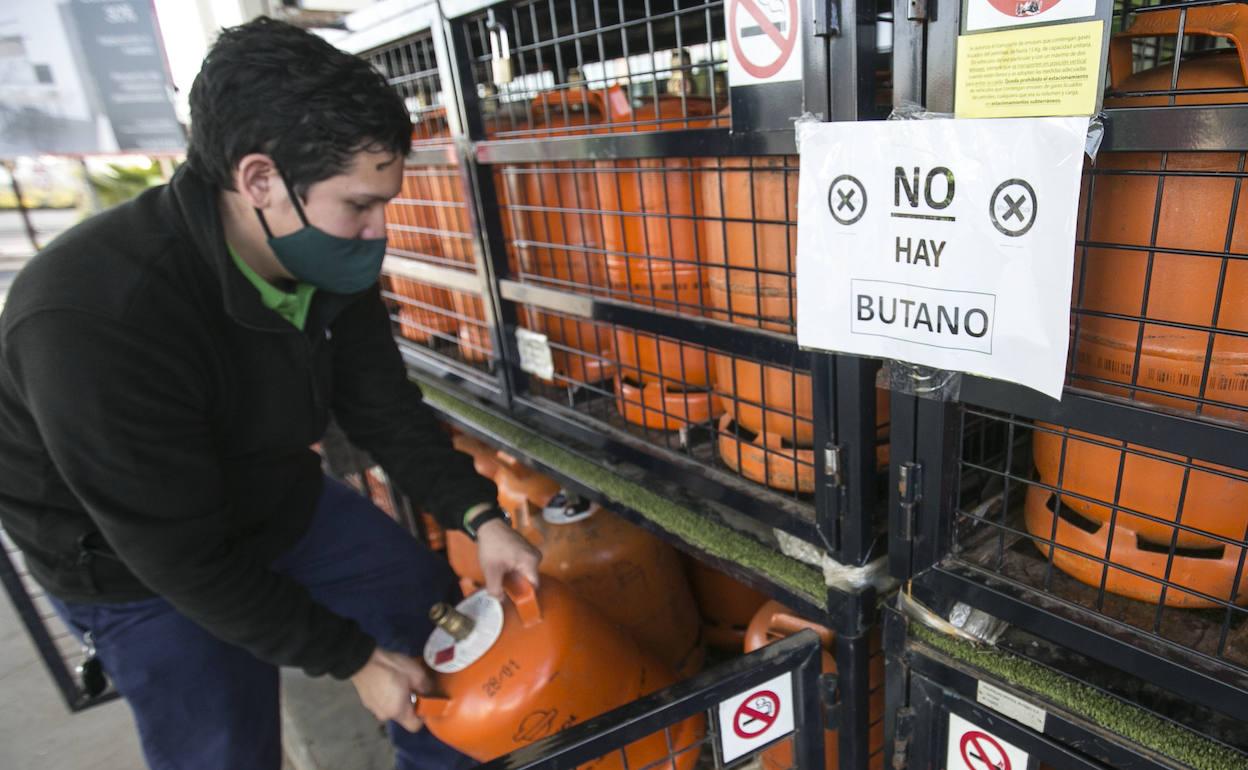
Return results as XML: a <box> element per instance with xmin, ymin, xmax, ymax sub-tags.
<box><xmin>50</xmin><ymin>477</ymin><xmax>473</xmax><ymax>770</ymax></box>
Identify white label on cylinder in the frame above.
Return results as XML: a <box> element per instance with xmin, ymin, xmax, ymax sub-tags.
<box><xmin>541</xmin><ymin>494</ymin><xmax>598</xmax><ymax>525</ymax></box>
<box><xmin>423</xmin><ymin>591</ymin><xmax>504</xmax><ymax>673</ymax></box>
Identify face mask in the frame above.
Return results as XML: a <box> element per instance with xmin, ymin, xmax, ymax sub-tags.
<box><xmin>255</xmin><ymin>174</ymin><xmax>387</xmax><ymax>295</ymax></box>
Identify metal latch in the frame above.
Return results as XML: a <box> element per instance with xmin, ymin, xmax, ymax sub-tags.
<box><xmin>897</xmin><ymin>462</ymin><xmax>923</xmax><ymax>541</ymax></box>
<box><xmin>907</xmin><ymin>0</ymin><xmax>929</xmax><ymax>21</ymax></box>
<box><xmin>823</xmin><ymin>444</ymin><xmax>844</xmax><ymax>487</ymax></box>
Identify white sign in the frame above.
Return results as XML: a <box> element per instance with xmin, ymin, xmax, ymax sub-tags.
<box><xmin>965</xmin><ymin>0</ymin><xmax>1098</xmax><ymax>32</ymax></box>
<box><xmin>716</xmin><ymin>671</ymin><xmax>795</xmax><ymax>763</ymax></box>
<box><xmin>515</xmin><ymin>328</ymin><xmax>555</xmax><ymax>381</ymax></box>
<box><xmin>977</xmin><ymin>681</ymin><xmax>1048</xmax><ymax>733</ymax></box>
<box><xmin>726</xmin><ymin>0</ymin><xmax>803</xmax><ymax>86</ymax></box>
<box><xmin>795</xmin><ymin>118</ymin><xmax>1087</xmax><ymax>399</ymax></box>
<box><xmin>946</xmin><ymin>713</ymin><xmax>1031</xmax><ymax>770</ymax></box>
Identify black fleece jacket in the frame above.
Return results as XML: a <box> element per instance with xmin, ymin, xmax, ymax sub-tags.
<box><xmin>0</xmin><ymin>165</ymin><xmax>497</xmax><ymax>679</ymax></box>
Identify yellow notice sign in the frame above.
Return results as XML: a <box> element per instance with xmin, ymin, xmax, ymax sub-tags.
<box><xmin>956</xmin><ymin>20</ymin><xmax>1104</xmax><ymax>118</ymax></box>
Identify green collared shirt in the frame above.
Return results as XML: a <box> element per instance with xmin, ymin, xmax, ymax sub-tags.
<box><xmin>227</xmin><ymin>245</ymin><xmax>316</xmax><ymax>330</ymax></box>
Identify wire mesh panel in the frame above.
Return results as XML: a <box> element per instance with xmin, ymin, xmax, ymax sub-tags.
<box><xmin>1066</xmin><ymin>1</ymin><xmax>1248</xmax><ymax>420</ymax></box>
<box><xmin>463</xmin><ymin>0</ymin><xmax>731</xmax><ymax>139</ymax></box>
<box><xmin>888</xmin><ymin>0</ymin><xmax>1248</xmax><ymax>723</ymax></box>
<box><xmin>949</xmin><ymin>406</ymin><xmax>1248</xmax><ymax>673</ymax></box>
<box><xmin>362</xmin><ymin>30</ymin><xmax>502</xmax><ymax>389</ymax></box>
<box><xmin>477</xmin><ymin>630</ymin><xmax>827</xmax><ymax>770</ymax></box>
<box><xmin>498</xmin><ymin>155</ymin><xmax>891</xmax><ymax>509</ymax></box>
<box><xmin>882</xmin><ymin>607</ymin><xmax>1248</xmax><ymax>770</ymax></box>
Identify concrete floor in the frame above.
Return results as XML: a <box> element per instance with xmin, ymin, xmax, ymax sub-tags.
<box><xmin>0</xmin><ymin>580</ymin><xmax>146</xmax><ymax>769</ymax></box>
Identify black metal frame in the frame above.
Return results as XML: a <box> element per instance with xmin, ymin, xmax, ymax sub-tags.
<box><xmin>346</xmin><ymin>7</ymin><xmax>895</xmax><ymax>769</ymax></box>
<box><xmin>883</xmin><ymin>606</ymin><xmax>1248</xmax><ymax>770</ymax></box>
<box><xmin>413</xmin><ymin>373</ymin><xmax>887</xmax><ymax>770</ymax></box>
<box><xmin>483</xmin><ymin>629</ymin><xmax>827</xmax><ymax>770</ymax></box>
<box><xmin>430</xmin><ymin>0</ymin><xmax>895</xmax><ymax>578</ymax></box>
<box><xmin>351</xmin><ymin>0</ymin><xmax>898</xmax><ymax>618</ymax></box>
<box><xmin>0</xmin><ymin>529</ymin><xmax>119</xmax><ymax>713</ymax></box>
<box><xmin>889</xmin><ymin>0</ymin><xmax>1248</xmax><ymax>726</ymax></box>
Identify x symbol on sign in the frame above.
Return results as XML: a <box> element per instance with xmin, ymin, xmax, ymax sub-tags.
<box><xmin>837</xmin><ymin>188</ymin><xmax>857</xmax><ymax>212</ymax></box>
<box><xmin>1002</xmin><ymin>193</ymin><xmax>1026</xmax><ymax>222</ymax></box>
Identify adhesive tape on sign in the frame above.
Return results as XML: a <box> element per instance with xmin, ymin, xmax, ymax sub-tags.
<box><xmin>422</xmin><ymin>591</ymin><xmax>504</xmax><ymax>673</ymax></box>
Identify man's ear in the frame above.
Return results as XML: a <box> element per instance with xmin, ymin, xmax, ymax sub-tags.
<box><xmin>235</xmin><ymin>154</ymin><xmax>281</xmax><ymax>209</ymax></box>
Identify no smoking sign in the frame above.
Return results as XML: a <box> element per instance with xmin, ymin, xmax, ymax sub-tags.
<box><xmin>716</xmin><ymin>672</ymin><xmax>795</xmax><ymax>763</ymax></box>
<box><xmin>727</xmin><ymin>0</ymin><xmax>802</xmax><ymax>87</ymax></box>
<box><xmin>946</xmin><ymin>714</ymin><xmax>1031</xmax><ymax>770</ymax></box>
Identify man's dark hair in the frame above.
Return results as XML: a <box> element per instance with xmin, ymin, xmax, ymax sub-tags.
<box><xmin>187</xmin><ymin>17</ymin><xmax>412</xmax><ymax>196</ymax></box>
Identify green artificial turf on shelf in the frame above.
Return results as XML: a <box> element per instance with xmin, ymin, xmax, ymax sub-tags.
<box><xmin>418</xmin><ymin>378</ymin><xmax>826</xmax><ymax>604</ymax></box>
<box><xmin>910</xmin><ymin>622</ymin><xmax>1247</xmax><ymax>770</ymax></box>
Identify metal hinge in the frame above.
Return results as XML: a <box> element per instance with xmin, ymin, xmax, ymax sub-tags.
<box><xmin>891</xmin><ymin>707</ymin><xmax>915</xmax><ymax>770</ymax></box>
<box><xmin>896</xmin><ymin>462</ymin><xmax>923</xmax><ymax>542</ymax></box>
<box><xmin>823</xmin><ymin>444</ymin><xmax>844</xmax><ymax>487</ymax></box>
<box><xmin>907</xmin><ymin>0</ymin><xmax>929</xmax><ymax>22</ymax></box>
<box><xmin>820</xmin><ymin>672</ymin><xmax>840</xmax><ymax>730</ymax></box>
<box><xmin>813</xmin><ymin>0</ymin><xmax>841</xmax><ymax>38</ymax></box>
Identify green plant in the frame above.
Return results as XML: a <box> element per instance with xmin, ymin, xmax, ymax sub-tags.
<box><xmin>87</xmin><ymin>161</ymin><xmax>167</xmax><ymax>209</ymax></box>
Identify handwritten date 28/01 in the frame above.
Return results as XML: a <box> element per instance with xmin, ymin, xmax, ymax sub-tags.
<box><xmin>483</xmin><ymin>658</ymin><xmax>521</xmax><ymax>698</ymax></box>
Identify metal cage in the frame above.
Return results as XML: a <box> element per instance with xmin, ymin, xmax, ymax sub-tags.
<box><xmin>359</xmin><ymin>22</ymin><xmax>512</xmax><ymax>403</ymax></box>
<box><xmin>883</xmin><ymin>605</ymin><xmax>1248</xmax><ymax>770</ymax></box>
<box><xmin>890</xmin><ymin>0</ymin><xmax>1248</xmax><ymax>727</ymax></box>
<box><xmin>434</xmin><ymin>0</ymin><xmax>899</xmax><ymax>580</ymax></box>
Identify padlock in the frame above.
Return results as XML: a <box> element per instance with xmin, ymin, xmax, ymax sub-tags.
<box><xmin>76</xmin><ymin>632</ymin><xmax>108</xmax><ymax>698</ymax></box>
<box><xmin>489</xmin><ymin>26</ymin><xmax>513</xmax><ymax>85</ymax></box>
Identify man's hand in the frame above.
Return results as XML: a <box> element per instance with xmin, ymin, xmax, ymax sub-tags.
<box><xmin>476</xmin><ymin>518</ymin><xmax>542</xmax><ymax>597</ymax></box>
<box><xmin>350</xmin><ymin>648</ymin><xmax>434</xmax><ymax>732</ymax></box>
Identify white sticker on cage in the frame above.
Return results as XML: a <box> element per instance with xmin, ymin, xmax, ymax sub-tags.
<box><xmin>977</xmin><ymin>681</ymin><xmax>1048</xmax><ymax>733</ymax></box>
<box><xmin>795</xmin><ymin>117</ymin><xmax>1087</xmax><ymax>400</ymax></box>
<box><xmin>946</xmin><ymin>713</ymin><xmax>1032</xmax><ymax>770</ymax></box>
<box><xmin>726</xmin><ymin>0</ymin><xmax>803</xmax><ymax>87</ymax></box>
<box><xmin>716</xmin><ymin>671</ymin><xmax>796</xmax><ymax>764</ymax></box>
<box><xmin>515</xmin><ymin>328</ymin><xmax>555</xmax><ymax>381</ymax></box>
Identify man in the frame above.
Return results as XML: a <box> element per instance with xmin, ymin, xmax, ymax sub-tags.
<box><xmin>0</xmin><ymin>17</ymin><xmax>540</xmax><ymax>770</ymax></box>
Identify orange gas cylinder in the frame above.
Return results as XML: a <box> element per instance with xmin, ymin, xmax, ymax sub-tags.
<box><xmin>416</xmin><ymin>576</ymin><xmax>704</xmax><ymax>768</ymax></box>
<box><xmin>405</xmin><ymin>108</ymin><xmax>494</xmax><ymax>363</ymax></box>
<box><xmin>515</xmin><ymin>493</ymin><xmax>704</xmax><ymax>678</ymax></box>
<box><xmin>365</xmin><ymin>467</ymin><xmax>399</xmax><ymax>522</ymax></box>
<box><xmin>1077</xmin><ymin>5</ymin><xmax>1248</xmax><ymax>415</ymax></box>
<box><xmin>685</xmin><ymin>557</ymin><xmax>769</xmax><ymax>649</ymax></box>
<box><xmin>446</xmin><ymin>530</ymin><xmax>484</xmax><ymax>597</ymax></box>
<box><xmin>493</xmin><ymin>451</ymin><xmax>562</xmax><ymax>518</ymax></box>
<box><xmin>593</xmin><ymin>86</ymin><xmax>720</xmax><ymax>430</ymax></box>
<box><xmin>699</xmin><ymin>149</ymin><xmax>890</xmax><ymax>491</ymax></box>
<box><xmin>451</xmin><ymin>432</ymin><xmax>501</xmax><ymax>480</ymax></box>
<box><xmin>508</xmin><ymin>86</ymin><xmax>621</xmax><ymax>384</ymax></box>
<box><xmin>391</xmin><ymin>274</ymin><xmax>458</xmax><ymax>345</ymax></box>
<box><xmin>386</xmin><ymin>119</ymin><xmax>460</xmax><ymax>346</ymax></box>
<box><xmin>1032</xmin><ymin>6</ymin><xmax>1248</xmax><ymax>607</ymax></box>
<box><xmin>448</xmin><ymin>452</ymin><xmax>560</xmax><ymax>596</ymax></box>
<box><xmin>743</xmin><ymin>603</ymin><xmax>885</xmax><ymax>770</ymax></box>
<box><xmin>420</xmin><ymin>512</ymin><xmax>446</xmax><ymax>552</ymax></box>
<box><xmin>1029</xmin><ymin>426</ymin><xmax>1248</xmax><ymax>607</ymax></box>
